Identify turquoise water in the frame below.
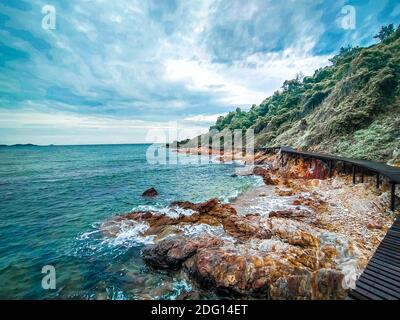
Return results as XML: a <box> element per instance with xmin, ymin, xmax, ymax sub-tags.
<box><xmin>0</xmin><ymin>144</ymin><xmax>257</xmax><ymax>299</ymax></box>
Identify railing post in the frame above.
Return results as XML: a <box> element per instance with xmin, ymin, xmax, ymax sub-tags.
<box><xmin>328</xmin><ymin>160</ymin><xmax>333</xmax><ymax>178</ymax></box>
<box><xmin>376</xmin><ymin>173</ymin><xmax>380</xmax><ymax>189</ymax></box>
<box><xmin>352</xmin><ymin>165</ymin><xmax>356</xmax><ymax>185</ymax></box>
<box><xmin>391</xmin><ymin>182</ymin><xmax>396</xmax><ymax>212</ymax></box>
<box><xmin>361</xmin><ymin>171</ymin><xmax>364</xmax><ymax>183</ymax></box>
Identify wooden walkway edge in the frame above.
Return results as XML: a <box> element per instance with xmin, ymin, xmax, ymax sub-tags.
<box><xmin>258</xmin><ymin>146</ymin><xmax>399</xmax><ymax>300</ymax></box>
<box><xmin>347</xmin><ymin>217</ymin><xmax>400</xmax><ymax>300</ymax></box>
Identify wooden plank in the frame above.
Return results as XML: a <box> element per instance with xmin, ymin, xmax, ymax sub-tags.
<box><xmin>348</xmin><ymin>290</ymin><xmax>369</xmax><ymax>300</ymax></box>
<box><xmin>350</xmin><ymin>286</ymin><xmax>383</xmax><ymax>300</ymax></box>
<box><xmin>378</xmin><ymin>243</ymin><xmax>400</xmax><ymax>254</ymax></box>
<box><xmin>387</xmin><ymin>227</ymin><xmax>400</xmax><ymax>234</ymax></box>
<box><xmin>364</xmin><ymin>264</ymin><xmax>399</xmax><ymax>282</ymax></box>
<box><xmin>357</xmin><ymin>277</ymin><xmax>400</xmax><ymax>299</ymax></box>
<box><xmin>356</xmin><ymin>280</ymin><xmax>398</xmax><ymax>300</ymax></box>
<box><xmin>375</xmin><ymin>250</ymin><xmax>400</xmax><ymax>262</ymax></box>
<box><xmin>370</xmin><ymin>255</ymin><xmax>400</xmax><ymax>270</ymax></box>
<box><xmin>362</xmin><ymin>269</ymin><xmax>400</xmax><ymax>288</ymax></box>
<box><xmin>373</xmin><ymin>254</ymin><xmax>400</xmax><ymax>268</ymax></box>
<box><xmin>384</xmin><ymin>234</ymin><xmax>400</xmax><ymax>244</ymax></box>
<box><xmin>368</xmin><ymin>259</ymin><xmax>399</xmax><ymax>276</ymax></box>
<box><xmin>380</xmin><ymin>240</ymin><xmax>400</xmax><ymax>251</ymax></box>
<box><xmin>378</xmin><ymin>240</ymin><xmax>400</xmax><ymax>249</ymax></box>
<box><xmin>360</xmin><ymin>271</ymin><xmax>400</xmax><ymax>298</ymax></box>
<box><xmin>382</xmin><ymin>237</ymin><xmax>400</xmax><ymax>246</ymax></box>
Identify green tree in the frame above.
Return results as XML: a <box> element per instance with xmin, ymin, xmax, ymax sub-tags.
<box><xmin>374</xmin><ymin>24</ymin><xmax>395</xmax><ymax>41</ymax></box>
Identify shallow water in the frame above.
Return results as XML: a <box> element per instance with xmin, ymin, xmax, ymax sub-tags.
<box><xmin>0</xmin><ymin>144</ymin><xmax>258</xmax><ymax>299</ymax></box>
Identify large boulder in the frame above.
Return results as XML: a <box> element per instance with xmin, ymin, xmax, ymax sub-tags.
<box><xmin>142</xmin><ymin>236</ymin><xmax>223</xmax><ymax>270</ymax></box>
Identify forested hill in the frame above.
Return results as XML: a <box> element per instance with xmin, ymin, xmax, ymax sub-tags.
<box><xmin>209</xmin><ymin>25</ymin><xmax>400</xmax><ymax>165</ymax></box>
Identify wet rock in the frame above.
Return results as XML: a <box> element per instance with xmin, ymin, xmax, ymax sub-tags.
<box><xmin>143</xmin><ymin>236</ymin><xmax>222</xmax><ymax>270</ymax></box>
<box><xmin>142</xmin><ymin>187</ymin><xmax>158</xmax><ymax>197</ymax></box>
<box><xmin>253</xmin><ymin>167</ymin><xmax>279</xmax><ymax>185</ymax></box>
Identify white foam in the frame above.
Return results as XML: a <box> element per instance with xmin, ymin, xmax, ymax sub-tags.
<box><xmin>111</xmin><ymin>221</ymin><xmax>155</xmax><ymax>246</ymax></box>
<box><xmin>178</xmin><ymin>223</ymin><xmax>236</xmax><ymax>242</ymax></box>
<box><xmin>131</xmin><ymin>205</ymin><xmax>195</xmax><ymax>219</ymax></box>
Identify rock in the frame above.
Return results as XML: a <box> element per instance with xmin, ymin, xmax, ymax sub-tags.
<box><xmin>183</xmin><ymin>246</ymin><xmax>281</xmax><ymax>297</ymax></box>
<box><xmin>275</xmin><ymin>188</ymin><xmax>294</xmax><ymax>196</ymax></box>
<box><xmin>253</xmin><ymin>166</ymin><xmax>279</xmax><ymax>185</ymax></box>
<box><xmin>367</xmin><ymin>220</ymin><xmax>383</xmax><ymax>230</ymax></box>
<box><xmin>269</xmin><ymin>269</ymin><xmax>347</xmax><ymax>300</ymax></box>
<box><xmin>104</xmin><ymin>199</ymin><xmax>270</xmax><ymax>241</ymax></box>
<box><xmin>142</xmin><ymin>187</ymin><xmax>158</xmax><ymax>197</ymax></box>
<box><xmin>265</xmin><ymin>218</ymin><xmax>320</xmax><ymax>248</ymax></box>
<box><xmin>143</xmin><ymin>236</ymin><xmax>222</xmax><ymax>270</ymax></box>
<box><xmin>182</xmin><ymin>241</ymin><xmax>344</xmax><ymax>299</ymax></box>
<box><xmin>269</xmin><ymin>209</ymin><xmax>311</xmax><ymax>219</ymax></box>
<box><xmin>291</xmin><ymin>195</ymin><xmax>327</xmax><ymax>212</ymax></box>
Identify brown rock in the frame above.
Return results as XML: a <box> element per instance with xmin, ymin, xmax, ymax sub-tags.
<box><xmin>143</xmin><ymin>236</ymin><xmax>222</xmax><ymax>270</ymax></box>
<box><xmin>269</xmin><ymin>269</ymin><xmax>347</xmax><ymax>300</ymax></box>
<box><xmin>275</xmin><ymin>188</ymin><xmax>294</xmax><ymax>196</ymax></box>
<box><xmin>269</xmin><ymin>209</ymin><xmax>311</xmax><ymax>219</ymax></box>
<box><xmin>253</xmin><ymin>166</ymin><xmax>279</xmax><ymax>185</ymax></box>
<box><xmin>142</xmin><ymin>187</ymin><xmax>158</xmax><ymax>197</ymax></box>
<box><xmin>367</xmin><ymin>220</ymin><xmax>383</xmax><ymax>230</ymax></box>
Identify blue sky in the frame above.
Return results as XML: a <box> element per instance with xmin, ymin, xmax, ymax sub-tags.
<box><xmin>0</xmin><ymin>0</ymin><xmax>399</xmax><ymax>144</ymax></box>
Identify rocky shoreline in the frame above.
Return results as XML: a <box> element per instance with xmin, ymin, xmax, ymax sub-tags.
<box><xmin>101</xmin><ymin>149</ymin><xmax>396</xmax><ymax>300</ymax></box>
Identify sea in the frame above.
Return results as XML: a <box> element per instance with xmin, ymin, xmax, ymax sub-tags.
<box><xmin>0</xmin><ymin>144</ymin><xmax>260</xmax><ymax>299</ymax></box>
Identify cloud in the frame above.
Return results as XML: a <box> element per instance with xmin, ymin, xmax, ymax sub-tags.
<box><xmin>0</xmin><ymin>0</ymin><xmax>398</xmax><ymax>144</ymax></box>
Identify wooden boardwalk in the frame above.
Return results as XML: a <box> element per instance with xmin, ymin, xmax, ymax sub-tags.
<box><xmin>347</xmin><ymin>217</ymin><xmax>400</xmax><ymax>300</ymax></box>
<box><xmin>278</xmin><ymin>146</ymin><xmax>400</xmax><ymax>211</ymax></box>
<box><xmin>260</xmin><ymin>146</ymin><xmax>400</xmax><ymax>300</ymax></box>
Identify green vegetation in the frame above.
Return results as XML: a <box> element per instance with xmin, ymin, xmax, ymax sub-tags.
<box><xmin>208</xmin><ymin>25</ymin><xmax>400</xmax><ymax>163</ymax></box>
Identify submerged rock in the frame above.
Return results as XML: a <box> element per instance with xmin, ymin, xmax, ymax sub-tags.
<box><xmin>142</xmin><ymin>187</ymin><xmax>158</xmax><ymax>197</ymax></box>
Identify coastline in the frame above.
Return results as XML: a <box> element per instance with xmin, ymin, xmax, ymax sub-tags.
<box><xmin>101</xmin><ymin>148</ymin><xmax>396</xmax><ymax>300</ymax></box>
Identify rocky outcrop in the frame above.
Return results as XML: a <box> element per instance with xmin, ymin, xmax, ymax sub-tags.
<box><xmin>102</xmin><ymin>199</ymin><xmax>271</xmax><ymax>241</ymax></box>
<box><xmin>143</xmin><ymin>236</ymin><xmax>223</xmax><ymax>270</ymax></box>
<box><xmin>253</xmin><ymin>166</ymin><xmax>279</xmax><ymax>185</ymax></box>
<box><xmin>101</xmin><ymin>152</ymin><xmax>394</xmax><ymax>300</ymax></box>
<box><xmin>142</xmin><ymin>233</ymin><xmax>348</xmax><ymax>299</ymax></box>
<box><xmin>142</xmin><ymin>187</ymin><xmax>158</xmax><ymax>197</ymax></box>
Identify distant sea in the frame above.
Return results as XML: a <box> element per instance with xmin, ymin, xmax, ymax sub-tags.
<box><xmin>0</xmin><ymin>144</ymin><xmax>258</xmax><ymax>299</ymax></box>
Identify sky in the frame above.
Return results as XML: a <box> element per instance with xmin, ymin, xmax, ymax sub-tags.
<box><xmin>0</xmin><ymin>0</ymin><xmax>399</xmax><ymax>145</ymax></box>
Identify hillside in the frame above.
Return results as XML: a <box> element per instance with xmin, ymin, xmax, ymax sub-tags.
<box><xmin>206</xmin><ymin>26</ymin><xmax>400</xmax><ymax>165</ymax></box>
